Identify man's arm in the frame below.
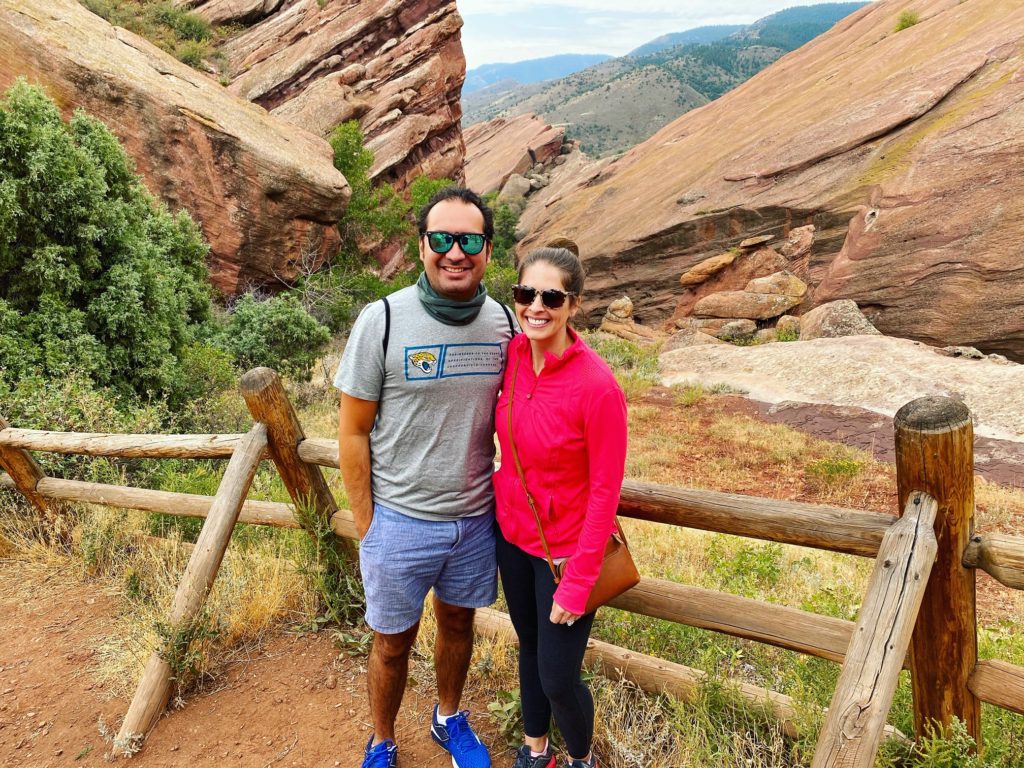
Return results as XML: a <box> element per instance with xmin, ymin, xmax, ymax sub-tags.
<box><xmin>338</xmin><ymin>392</ymin><xmax>379</xmax><ymax>539</ymax></box>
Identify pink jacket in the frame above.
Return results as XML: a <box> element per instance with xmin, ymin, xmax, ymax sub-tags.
<box><xmin>493</xmin><ymin>331</ymin><xmax>628</xmax><ymax>615</ymax></box>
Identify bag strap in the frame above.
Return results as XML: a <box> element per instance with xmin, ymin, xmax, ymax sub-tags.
<box><xmin>495</xmin><ymin>299</ymin><xmax>517</xmax><ymax>337</ymax></box>
<box><xmin>506</xmin><ymin>353</ymin><xmax>561</xmax><ymax>582</ymax></box>
<box><xmin>381</xmin><ymin>296</ymin><xmax>391</xmax><ymax>356</ymax></box>
<box><xmin>506</xmin><ymin>353</ymin><xmax>631</xmax><ymax>584</ymax></box>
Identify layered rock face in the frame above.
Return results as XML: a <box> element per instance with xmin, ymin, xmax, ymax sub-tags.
<box><xmin>463</xmin><ymin>113</ymin><xmax>566</xmax><ymax>195</ymax></box>
<box><xmin>518</xmin><ymin>0</ymin><xmax>1024</xmax><ymax>360</ymax></box>
<box><xmin>219</xmin><ymin>0</ymin><xmax>467</xmax><ymax>193</ymax></box>
<box><xmin>0</xmin><ymin>0</ymin><xmax>349</xmax><ymax>296</ymax></box>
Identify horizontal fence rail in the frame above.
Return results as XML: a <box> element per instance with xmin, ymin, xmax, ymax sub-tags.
<box><xmin>0</xmin><ymin>427</ymin><xmax>255</xmax><ymax>459</ymax></box>
<box><xmin>968</xmin><ymin>659</ymin><xmax>1024</xmax><ymax>716</ymax></box>
<box><xmin>298</xmin><ymin>437</ymin><xmax>895</xmax><ymax>557</ymax></box>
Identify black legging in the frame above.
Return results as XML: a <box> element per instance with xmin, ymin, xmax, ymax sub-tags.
<box><xmin>495</xmin><ymin>528</ymin><xmax>596</xmax><ymax>759</ymax></box>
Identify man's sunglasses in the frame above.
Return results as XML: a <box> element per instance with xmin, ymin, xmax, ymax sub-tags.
<box><xmin>512</xmin><ymin>284</ymin><xmax>577</xmax><ymax>309</ymax></box>
<box><xmin>424</xmin><ymin>230</ymin><xmax>488</xmax><ymax>256</ymax></box>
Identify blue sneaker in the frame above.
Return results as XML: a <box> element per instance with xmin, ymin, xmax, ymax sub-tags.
<box><xmin>361</xmin><ymin>735</ymin><xmax>397</xmax><ymax>768</ymax></box>
<box><xmin>430</xmin><ymin>705</ymin><xmax>491</xmax><ymax>768</ymax></box>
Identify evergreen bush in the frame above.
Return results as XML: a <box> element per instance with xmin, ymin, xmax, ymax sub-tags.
<box><xmin>0</xmin><ymin>79</ymin><xmax>213</xmax><ymax>403</ymax></box>
<box><xmin>215</xmin><ymin>294</ymin><xmax>330</xmax><ymax>382</ymax></box>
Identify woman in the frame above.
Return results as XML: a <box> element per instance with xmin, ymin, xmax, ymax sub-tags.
<box><xmin>493</xmin><ymin>246</ymin><xmax>628</xmax><ymax>768</ymax></box>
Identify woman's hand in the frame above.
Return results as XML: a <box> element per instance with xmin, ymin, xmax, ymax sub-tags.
<box><xmin>550</xmin><ymin>599</ymin><xmax>580</xmax><ymax>626</ymax></box>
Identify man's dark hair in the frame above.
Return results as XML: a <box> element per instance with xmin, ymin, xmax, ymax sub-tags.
<box><xmin>417</xmin><ymin>186</ymin><xmax>494</xmax><ymax>240</ymax></box>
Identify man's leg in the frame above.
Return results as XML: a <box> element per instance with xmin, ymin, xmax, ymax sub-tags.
<box><xmin>433</xmin><ymin>595</ymin><xmax>475</xmax><ymax>715</ymax></box>
<box><xmin>368</xmin><ymin>622</ymin><xmax>420</xmax><ymax>743</ymax></box>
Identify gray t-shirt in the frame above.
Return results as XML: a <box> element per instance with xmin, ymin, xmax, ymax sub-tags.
<box><xmin>334</xmin><ymin>285</ymin><xmax>516</xmax><ymax>521</ymax></box>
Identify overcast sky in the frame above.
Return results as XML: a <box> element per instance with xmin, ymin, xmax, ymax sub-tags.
<box><xmin>458</xmin><ymin>1</ymin><xmax>861</xmax><ymax>69</ymax></box>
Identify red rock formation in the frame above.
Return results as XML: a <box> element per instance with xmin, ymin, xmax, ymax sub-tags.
<box><xmin>0</xmin><ymin>0</ymin><xmax>349</xmax><ymax>297</ymax></box>
<box><xmin>464</xmin><ymin>114</ymin><xmax>565</xmax><ymax>194</ymax></box>
<box><xmin>518</xmin><ymin>0</ymin><xmax>1024</xmax><ymax>360</ymax></box>
<box><xmin>222</xmin><ymin>0</ymin><xmax>467</xmax><ymax>193</ymax></box>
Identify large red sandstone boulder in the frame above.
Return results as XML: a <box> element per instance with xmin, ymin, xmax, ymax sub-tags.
<box><xmin>517</xmin><ymin>0</ymin><xmax>1024</xmax><ymax>360</ymax></box>
<box><xmin>0</xmin><ymin>0</ymin><xmax>349</xmax><ymax>297</ymax></box>
<box><xmin>464</xmin><ymin>114</ymin><xmax>566</xmax><ymax>195</ymax></box>
<box><xmin>679</xmin><ymin>251</ymin><xmax>737</xmax><ymax>286</ymax></box>
<box><xmin>800</xmin><ymin>300</ymin><xmax>880</xmax><ymax>340</ymax></box>
<box><xmin>223</xmin><ymin>0</ymin><xmax>467</xmax><ymax>193</ymax></box>
<box><xmin>693</xmin><ymin>291</ymin><xmax>801</xmax><ymax>321</ymax></box>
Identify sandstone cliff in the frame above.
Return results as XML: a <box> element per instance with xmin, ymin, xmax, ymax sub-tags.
<box><xmin>0</xmin><ymin>0</ymin><xmax>349</xmax><ymax>296</ymax></box>
<box><xmin>219</xmin><ymin>0</ymin><xmax>467</xmax><ymax>193</ymax></box>
<box><xmin>518</xmin><ymin>0</ymin><xmax>1024</xmax><ymax>360</ymax></box>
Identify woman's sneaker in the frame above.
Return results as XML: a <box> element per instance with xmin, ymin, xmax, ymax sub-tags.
<box><xmin>430</xmin><ymin>705</ymin><xmax>491</xmax><ymax>768</ymax></box>
<box><xmin>360</xmin><ymin>736</ymin><xmax>397</xmax><ymax>768</ymax></box>
<box><xmin>513</xmin><ymin>743</ymin><xmax>555</xmax><ymax>768</ymax></box>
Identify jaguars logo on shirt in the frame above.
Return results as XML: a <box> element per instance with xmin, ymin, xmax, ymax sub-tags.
<box><xmin>408</xmin><ymin>351</ymin><xmax>437</xmax><ymax>374</ymax></box>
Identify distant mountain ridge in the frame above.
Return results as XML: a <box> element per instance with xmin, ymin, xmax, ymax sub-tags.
<box><xmin>463</xmin><ymin>54</ymin><xmax>612</xmax><ymax>94</ymax></box>
<box><xmin>627</xmin><ymin>24</ymin><xmax>745</xmax><ymax>57</ymax></box>
<box><xmin>462</xmin><ymin>3</ymin><xmax>867</xmax><ymax>157</ymax></box>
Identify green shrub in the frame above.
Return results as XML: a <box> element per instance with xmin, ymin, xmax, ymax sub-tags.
<box><xmin>483</xmin><ymin>259</ymin><xmax>518</xmax><ymax>306</ymax></box>
<box><xmin>895</xmin><ymin>9</ymin><xmax>920</xmax><ymax>31</ymax></box>
<box><xmin>776</xmin><ymin>326</ymin><xmax>799</xmax><ymax>342</ymax></box>
<box><xmin>0</xmin><ymin>79</ymin><xmax>212</xmax><ymax>403</ymax></box>
<box><xmin>175</xmin><ymin>40</ymin><xmax>210</xmax><ymax>68</ymax></box>
<box><xmin>805</xmin><ymin>454</ymin><xmax>864</xmax><ymax>489</ymax></box>
<box><xmin>215</xmin><ymin>293</ymin><xmax>330</xmax><ymax>381</ymax></box>
<box><xmin>330</xmin><ymin>121</ymin><xmax>401</xmax><ymax>247</ymax></box>
<box><xmin>83</xmin><ymin>0</ymin><xmax>213</xmax><ymax>68</ymax></box>
<box><xmin>149</xmin><ymin>2</ymin><xmax>210</xmax><ymax>41</ymax></box>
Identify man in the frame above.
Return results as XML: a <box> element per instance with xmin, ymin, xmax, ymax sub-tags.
<box><xmin>335</xmin><ymin>187</ymin><xmax>516</xmax><ymax>768</ymax></box>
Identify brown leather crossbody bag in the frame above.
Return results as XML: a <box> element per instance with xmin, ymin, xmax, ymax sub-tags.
<box><xmin>505</xmin><ymin>355</ymin><xmax>639</xmax><ymax>615</ymax></box>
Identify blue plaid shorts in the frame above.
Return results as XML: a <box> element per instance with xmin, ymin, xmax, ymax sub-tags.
<box><xmin>359</xmin><ymin>502</ymin><xmax>498</xmax><ymax>634</ymax></box>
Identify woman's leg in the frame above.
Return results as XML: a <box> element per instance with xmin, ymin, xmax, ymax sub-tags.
<box><xmin>532</xmin><ymin>560</ymin><xmax>596</xmax><ymax>760</ymax></box>
<box><xmin>495</xmin><ymin>529</ymin><xmax>551</xmax><ymax>743</ymax></box>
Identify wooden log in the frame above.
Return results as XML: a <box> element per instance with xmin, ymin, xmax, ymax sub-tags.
<box><xmin>894</xmin><ymin>397</ymin><xmax>980</xmax><ymax>744</ymax></box>
<box><xmin>473</xmin><ymin>607</ymin><xmax>801</xmax><ymax>737</ymax></box>
<box><xmin>32</xmin><ymin>476</ymin><xmax>298</xmax><ymax>528</ymax></box>
<box><xmin>812</xmin><ymin>492</ymin><xmax>938</xmax><ymax>768</ymax></box>
<box><xmin>610</xmin><ymin>578</ymin><xmax>859</xmax><ymax>665</ymax></box>
<box><xmin>240</xmin><ymin>369</ymin><xmax>353</xmax><ymax>558</ymax></box>
<box><xmin>968</xmin><ymin>659</ymin><xmax>1024</xmax><ymax>716</ymax></box>
<box><xmin>619</xmin><ymin>482</ymin><xmax>892</xmax><ymax>558</ymax></box>
<box><xmin>21</xmin><ymin>473</ymin><xmax>361</xmax><ymax>541</ymax></box>
<box><xmin>114</xmin><ymin>423</ymin><xmax>267</xmax><ymax>754</ymax></box>
<box><xmin>962</xmin><ymin>533</ymin><xmax>1024</xmax><ymax>591</ymax></box>
<box><xmin>0</xmin><ymin>428</ymin><xmax>254</xmax><ymax>459</ymax></box>
<box><xmin>298</xmin><ymin>437</ymin><xmax>894</xmax><ymax>557</ymax></box>
<box><xmin>0</xmin><ymin>416</ymin><xmax>59</xmax><ymax>534</ymax></box>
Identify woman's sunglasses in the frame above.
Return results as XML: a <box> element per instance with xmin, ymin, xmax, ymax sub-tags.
<box><xmin>424</xmin><ymin>230</ymin><xmax>488</xmax><ymax>256</ymax></box>
<box><xmin>512</xmin><ymin>284</ymin><xmax>577</xmax><ymax>309</ymax></box>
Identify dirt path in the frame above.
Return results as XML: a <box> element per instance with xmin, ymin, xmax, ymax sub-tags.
<box><xmin>0</xmin><ymin>563</ymin><xmax>502</xmax><ymax>768</ymax></box>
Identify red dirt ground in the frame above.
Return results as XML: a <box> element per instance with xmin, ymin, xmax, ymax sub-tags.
<box><xmin>0</xmin><ymin>564</ymin><xmax>502</xmax><ymax>768</ymax></box>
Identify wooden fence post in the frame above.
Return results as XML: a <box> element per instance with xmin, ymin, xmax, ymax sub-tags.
<box><xmin>812</xmin><ymin>492</ymin><xmax>938</xmax><ymax>767</ymax></box>
<box><xmin>894</xmin><ymin>397</ymin><xmax>980</xmax><ymax>745</ymax></box>
<box><xmin>0</xmin><ymin>415</ymin><xmax>61</xmax><ymax>538</ymax></box>
<box><xmin>114</xmin><ymin>423</ymin><xmax>267</xmax><ymax>755</ymax></box>
<box><xmin>239</xmin><ymin>367</ymin><xmax>354</xmax><ymax>559</ymax></box>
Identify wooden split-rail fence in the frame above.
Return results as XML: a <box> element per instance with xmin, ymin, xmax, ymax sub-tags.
<box><xmin>2</xmin><ymin>367</ymin><xmax>1024</xmax><ymax>765</ymax></box>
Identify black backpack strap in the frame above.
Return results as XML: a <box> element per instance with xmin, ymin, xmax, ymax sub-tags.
<box><xmin>381</xmin><ymin>296</ymin><xmax>391</xmax><ymax>356</ymax></box>
<box><xmin>494</xmin><ymin>298</ymin><xmax>516</xmax><ymax>336</ymax></box>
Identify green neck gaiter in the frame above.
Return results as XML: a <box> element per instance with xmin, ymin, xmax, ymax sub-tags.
<box><xmin>416</xmin><ymin>271</ymin><xmax>487</xmax><ymax>325</ymax></box>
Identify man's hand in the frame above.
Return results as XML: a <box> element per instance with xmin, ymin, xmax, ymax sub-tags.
<box><xmin>550</xmin><ymin>599</ymin><xmax>580</xmax><ymax>626</ymax></box>
<box><xmin>337</xmin><ymin>393</ymin><xmax>379</xmax><ymax>540</ymax></box>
